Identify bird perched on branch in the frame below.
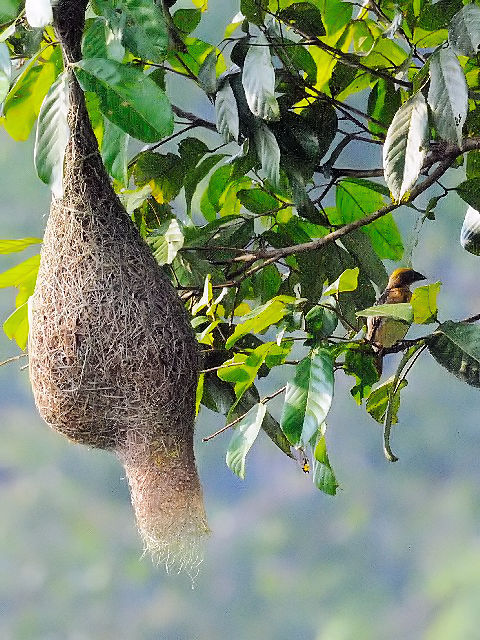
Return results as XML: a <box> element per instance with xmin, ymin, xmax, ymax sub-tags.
<box><xmin>366</xmin><ymin>267</ymin><xmax>426</xmax><ymax>374</ymax></box>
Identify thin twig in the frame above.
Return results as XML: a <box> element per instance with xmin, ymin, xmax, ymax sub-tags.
<box><xmin>202</xmin><ymin>384</ymin><xmax>287</xmax><ymax>442</ymax></box>
<box><xmin>0</xmin><ymin>353</ymin><xmax>27</xmax><ymax>367</ymax></box>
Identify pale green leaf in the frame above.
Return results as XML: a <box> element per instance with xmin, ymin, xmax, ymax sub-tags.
<box><xmin>0</xmin><ymin>238</ymin><xmax>41</xmax><ymax>254</ymax></box>
<box><xmin>242</xmin><ymin>32</ymin><xmax>280</xmax><ymax>121</ymax></box>
<box><xmin>3</xmin><ymin>47</ymin><xmax>61</xmax><ymax>141</ymax></box>
<box><xmin>253</xmin><ymin>122</ymin><xmax>280</xmax><ymax>187</ymax></box>
<box><xmin>25</xmin><ymin>0</ymin><xmax>52</xmax><ymax>28</ymax></box>
<box><xmin>366</xmin><ymin>376</ymin><xmax>407</xmax><ymax>424</ymax></box>
<box><xmin>3</xmin><ymin>302</ymin><xmax>29</xmax><ymax>350</ymax></box>
<box><xmin>218</xmin><ymin>342</ymin><xmax>274</xmax><ymax>401</ymax></box>
<box><xmin>215</xmin><ymin>77</ymin><xmax>239</xmax><ymax>142</ymax></box>
<box><xmin>356</xmin><ymin>302</ymin><xmax>413</xmax><ymax>323</ymax></box>
<box><xmin>383</xmin><ymin>92</ymin><xmax>429</xmax><ymax>201</ymax></box>
<box><xmin>323</xmin><ymin>267</ymin><xmax>359</xmax><ymax>296</ymax></box>
<box><xmin>0</xmin><ymin>43</ymin><xmax>11</xmax><ymax>104</ymax></box>
<box><xmin>460</xmin><ymin>206</ymin><xmax>480</xmax><ymax>256</ymax></box>
<box><xmin>312</xmin><ymin>433</ymin><xmax>338</xmax><ymax>495</ymax></box>
<box><xmin>226</xmin><ymin>402</ymin><xmax>266</xmax><ymax>479</ymax></box>
<box><xmin>147</xmin><ymin>219</ymin><xmax>184</xmax><ymax>265</ymax></box>
<box><xmin>410</xmin><ymin>282</ymin><xmax>441</xmax><ymax>324</ymax></box>
<box><xmin>0</xmin><ymin>254</ymin><xmax>40</xmax><ymax>290</ymax></box>
<box><xmin>34</xmin><ymin>71</ymin><xmax>70</xmax><ymax>198</ymax></box>
<box><xmin>449</xmin><ymin>4</ymin><xmax>480</xmax><ymax>57</ymax></box>
<box><xmin>225</xmin><ymin>295</ymin><xmax>295</xmax><ymax>349</ymax></box>
<box><xmin>198</xmin><ymin>49</ymin><xmax>217</xmax><ymax>94</ymax></box>
<box><xmin>427</xmin><ymin>48</ymin><xmax>467</xmax><ymax>146</ymax></box>
<box><xmin>280</xmin><ymin>348</ymin><xmax>335</xmax><ymax>447</ymax></box>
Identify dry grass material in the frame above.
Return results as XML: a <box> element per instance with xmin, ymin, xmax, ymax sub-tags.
<box><xmin>28</xmin><ymin>0</ymin><xmax>208</xmax><ymax>572</ymax></box>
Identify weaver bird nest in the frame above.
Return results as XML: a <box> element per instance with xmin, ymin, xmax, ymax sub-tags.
<box><xmin>28</xmin><ymin>1</ymin><xmax>208</xmax><ymax>574</ymax></box>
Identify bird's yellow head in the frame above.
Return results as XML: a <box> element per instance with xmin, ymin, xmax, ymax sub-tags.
<box><xmin>387</xmin><ymin>267</ymin><xmax>426</xmax><ymax>288</ymax></box>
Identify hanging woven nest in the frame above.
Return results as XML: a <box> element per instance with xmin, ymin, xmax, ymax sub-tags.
<box><xmin>28</xmin><ymin>0</ymin><xmax>208</xmax><ymax>572</ymax></box>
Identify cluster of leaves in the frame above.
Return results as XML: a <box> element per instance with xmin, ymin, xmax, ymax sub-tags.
<box><xmin>3</xmin><ymin>0</ymin><xmax>480</xmax><ymax>492</ymax></box>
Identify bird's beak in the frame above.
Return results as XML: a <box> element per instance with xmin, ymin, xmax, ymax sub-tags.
<box><xmin>411</xmin><ymin>270</ymin><xmax>426</xmax><ymax>282</ymax></box>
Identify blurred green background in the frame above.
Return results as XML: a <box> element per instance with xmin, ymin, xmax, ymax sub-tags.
<box><xmin>3</xmin><ymin>2</ymin><xmax>480</xmax><ymax>639</ymax></box>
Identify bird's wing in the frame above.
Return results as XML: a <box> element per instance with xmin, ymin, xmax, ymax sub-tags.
<box><xmin>366</xmin><ymin>289</ymin><xmax>389</xmax><ymax>343</ymax></box>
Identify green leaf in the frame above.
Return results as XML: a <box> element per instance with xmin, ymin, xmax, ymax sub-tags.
<box><xmin>280</xmin><ymin>348</ymin><xmax>334</xmax><ymax>447</ymax></box>
<box><xmin>456</xmin><ymin>178</ymin><xmax>480</xmax><ymax>211</ymax></box>
<box><xmin>134</xmin><ymin>151</ymin><xmax>186</xmax><ymax>203</ymax></box>
<box><xmin>147</xmin><ymin>219</ymin><xmax>184</xmax><ymax>265</ymax></box>
<box><xmin>122</xmin><ymin>0</ymin><xmax>168</xmax><ymax>62</ymax></box>
<box><xmin>241</xmin><ymin>0</ymin><xmax>266</xmax><ymax>25</ymax></box>
<box><xmin>119</xmin><ymin>184</ymin><xmax>151</xmax><ymax>215</ymax></box>
<box><xmin>242</xmin><ymin>32</ymin><xmax>280</xmax><ymax>121</ymax></box>
<box><xmin>320</xmin><ymin>0</ymin><xmax>352</xmax><ymax>37</ymax></box>
<box><xmin>218</xmin><ymin>342</ymin><xmax>274</xmax><ymax>401</ymax></box>
<box><xmin>410</xmin><ymin>282</ymin><xmax>441</xmax><ymax>324</ymax></box>
<box><xmin>173</xmin><ymin>8</ymin><xmax>201</xmax><ymax>34</ymax></box>
<box><xmin>74</xmin><ymin>58</ymin><xmax>173</xmax><ymax>143</ymax></box>
<box><xmin>367</xmin><ymin>79</ymin><xmax>401</xmax><ymax>136</ymax></box>
<box><xmin>0</xmin><ymin>238</ymin><xmax>41</xmax><ymax>254</ymax></box>
<box><xmin>25</xmin><ymin>0</ymin><xmax>52</xmax><ymax>28</ymax></box>
<box><xmin>226</xmin><ymin>295</ymin><xmax>296</xmax><ymax>349</ymax></box>
<box><xmin>198</xmin><ymin>49</ymin><xmax>217</xmax><ymax>95</ymax></box>
<box><xmin>0</xmin><ymin>254</ymin><xmax>40</xmax><ymax>291</ymax></box>
<box><xmin>82</xmin><ymin>17</ymin><xmax>109</xmax><ymax>59</ymax></box>
<box><xmin>34</xmin><ymin>71</ymin><xmax>70</xmax><ymax>198</ymax></box>
<box><xmin>383</xmin><ymin>92</ymin><xmax>429</xmax><ymax>202</ymax></box>
<box><xmin>343</xmin><ymin>347</ymin><xmax>379</xmax><ymax>404</ymax></box>
<box><xmin>279</xmin><ymin>2</ymin><xmax>326</xmax><ymax>36</ymax></box>
<box><xmin>0</xmin><ymin>1</ymin><xmax>20</xmax><ymax>23</ymax></box>
<box><xmin>3</xmin><ymin>46</ymin><xmax>61</xmax><ymax>141</ymax></box>
<box><xmin>252</xmin><ymin>264</ymin><xmax>282</xmax><ymax>303</ymax></box>
<box><xmin>466</xmin><ymin>150</ymin><xmax>480</xmax><ymax>179</ymax></box>
<box><xmin>335</xmin><ymin>179</ymin><xmax>403</xmax><ymax>260</ymax></box>
<box><xmin>428</xmin><ymin>320</ymin><xmax>480</xmax><ymax>387</ymax></box>
<box><xmin>195</xmin><ymin>372</ymin><xmax>204</xmax><ymax>416</ymax></box>
<box><xmin>278</xmin><ymin>2</ymin><xmax>326</xmax><ymax>37</ymax></box>
<box><xmin>237</xmin><ymin>188</ymin><xmax>279</xmax><ymax>215</ymax></box>
<box><xmin>305</xmin><ymin>303</ymin><xmax>338</xmax><ymax>340</ymax></box>
<box><xmin>215</xmin><ymin>77</ymin><xmax>239</xmax><ymax>142</ymax></box>
<box><xmin>312</xmin><ymin>433</ymin><xmax>338</xmax><ymax>495</ymax></box>
<box><xmin>418</xmin><ymin>0</ymin><xmax>462</xmax><ymax>32</ymax></box>
<box><xmin>357</xmin><ymin>302</ymin><xmax>413</xmax><ymax>323</ymax></box>
<box><xmin>101</xmin><ymin>118</ymin><xmax>129</xmax><ymax>185</ymax></box>
<box><xmin>253</xmin><ymin>122</ymin><xmax>280</xmax><ymax>187</ymax></box>
<box><xmin>178</xmin><ymin>136</ymin><xmax>209</xmax><ymax>167</ymax></box>
<box><xmin>427</xmin><ymin>48</ymin><xmax>467</xmax><ymax>146</ymax></box>
<box><xmin>3</xmin><ymin>301</ymin><xmax>29</xmax><ymax>350</ymax></box>
<box><xmin>448</xmin><ymin>3</ymin><xmax>480</xmax><ymax>57</ymax></box>
<box><xmin>323</xmin><ymin>267</ymin><xmax>359</xmax><ymax>296</ymax></box>
<box><xmin>184</xmin><ymin>154</ymin><xmax>226</xmax><ymax>215</ymax></box>
<box><xmin>226</xmin><ymin>402</ymin><xmax>266</xmax><ymax>479</ymax></box>
<box><xmin>366</xmin><ymin>376</ymin><xmax>408</xmax><ymax>424</ymax></box>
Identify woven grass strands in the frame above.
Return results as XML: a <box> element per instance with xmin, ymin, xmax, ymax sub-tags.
<box><xmin>28</xmin><ymin>0</ymin><xmax>208</xmax><ymax>574</ymax></box>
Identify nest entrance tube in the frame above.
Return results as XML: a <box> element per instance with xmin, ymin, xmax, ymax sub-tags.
<box><xmin>28</xmin><ymin>0</ymin><xmax>208</xmax><ymax>572</ymax></box>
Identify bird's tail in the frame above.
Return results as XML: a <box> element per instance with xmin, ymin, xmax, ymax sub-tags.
<box><xmin>117</xmin><ymin>434</ymin><xmax>209</xmax><ymax>577</ymax></box>
<box><xmin>373</xmin><ymin>348</ymin><xmax>384</xmax><ymax>376</ymax></box>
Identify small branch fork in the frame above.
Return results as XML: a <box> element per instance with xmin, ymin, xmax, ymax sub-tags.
<box><xmin>202</xmin><ymin>385</ymin><xmax>287</xmax><ymax>442</ymax></box>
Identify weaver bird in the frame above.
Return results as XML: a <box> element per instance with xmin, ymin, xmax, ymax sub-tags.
<box><xmin>366</xmin><ymin>267</ymin><xmax>426</xmax><ymax>374</ymax></box>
